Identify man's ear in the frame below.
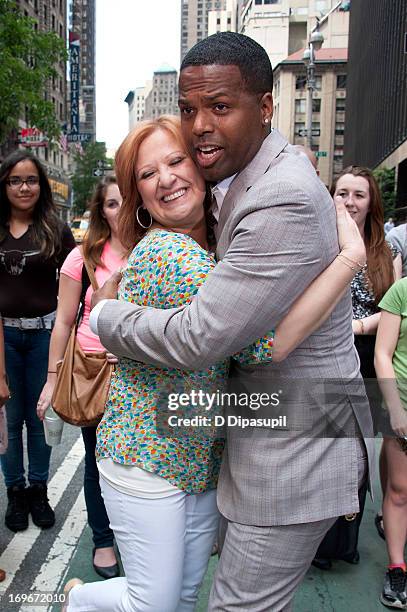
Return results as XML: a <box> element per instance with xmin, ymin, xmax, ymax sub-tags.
<box><xmin>260</xmin><ymin>92</ymin><xmax>273</xmax><ymax>125</ymax></box>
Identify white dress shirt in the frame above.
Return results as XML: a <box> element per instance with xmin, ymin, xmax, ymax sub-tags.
<box><xmin>210</xmin><ymin>174</ymin><xmax>236</xmax><ymax>221</ymax></box>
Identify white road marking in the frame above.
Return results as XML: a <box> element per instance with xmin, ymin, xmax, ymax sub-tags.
<box><xmin>0</xmin><ymin>437</ymin><xmax>84</xmax><ymax>594</ymax></box>
<box><xmin>20</xmin><ymin>489</ymin><xmax>87</xmax><ymax>612</ymax></box>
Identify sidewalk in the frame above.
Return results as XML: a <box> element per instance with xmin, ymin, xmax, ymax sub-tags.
<box><xmin>57</xmin><ymin>454</ymin><xmax>388</xmax><ymax>612</ymax></box>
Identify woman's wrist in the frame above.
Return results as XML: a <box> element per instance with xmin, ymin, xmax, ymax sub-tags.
<box><xmin>352</xmin><ymin>319</ymin><xmax>365</xmax><ymax>335</ymax></box>
<box><xmin>339</xmin><ymin>249</ymin><xmax>366</xmax><ymax>269</ymax></box>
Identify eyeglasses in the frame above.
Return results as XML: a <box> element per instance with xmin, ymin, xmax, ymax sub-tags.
<box><xmin>6</xmin><ymin>177</ymin><xmax>40</xmax><ymax>188</ymax></box>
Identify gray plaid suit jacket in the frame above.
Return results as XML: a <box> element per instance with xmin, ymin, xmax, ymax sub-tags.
<box><xmin>98</xmin><ymin>130</ymin><xmax>374</xmax><ymax>525</ymax></box>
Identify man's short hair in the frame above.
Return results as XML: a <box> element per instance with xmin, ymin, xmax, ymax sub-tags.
<box><xmin>181</xmin><ymin>32</ymin><xmax>273</xmax><ymax>96</ymax></box>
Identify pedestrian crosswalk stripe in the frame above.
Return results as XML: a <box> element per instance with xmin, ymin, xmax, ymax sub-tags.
<box><xmin>0</xmin><ymin>437</ymin><xmax>84</xmax><ymax>595</ymax></box>
<box><xmin>20</xmin><ymin>489</ymin><xmax>87</xmax><ymax>612</ymax></box>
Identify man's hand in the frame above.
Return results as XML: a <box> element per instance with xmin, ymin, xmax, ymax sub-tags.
<box><xmin>91</xmin><ymin>270</ymin><xmax>122</xmax><ymax>310</ymax></box>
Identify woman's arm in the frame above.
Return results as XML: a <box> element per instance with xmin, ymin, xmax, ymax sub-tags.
<box><xmin>352</xmin><ymin>254</ymin><xmax>402</xmax><ymax>336</ymax></box>
<box><xmin>374</xmin><ymin>310</ymin><xmax>407</xmax><ymax>437</ymax></box>
<box><xmin>393</xmin><ymin>253</ymin><xmax>402</xmax><ymax>281</ymax></box>
<box><xmin>0</xmin><ymin>320</ymin><xmax>10</xmax><ymax>408</ymax></box>
<box><xmin>272</xmin><ymin>200</ymin><xmax>366</xmax><ymax>362</ymax></box>
<box><xmin>352</xmin><ymin>312</ymin><xmax>380</xmax><ymax>336</ymax></box>
<box><xmin>36</xmin><ymin>274</ymin><xmax>81</xmax><ymax>419</ymax></box>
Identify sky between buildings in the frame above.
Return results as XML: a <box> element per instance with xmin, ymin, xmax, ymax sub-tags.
<box><xmin>96</xmin><ymin>0</ymin><xmax>181</xmax><ymax>153</ymax></box>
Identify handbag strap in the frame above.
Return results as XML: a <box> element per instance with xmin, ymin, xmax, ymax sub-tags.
<box><xmin>83</xmin><ymin>257</ymin><xmax>99</xmax><ymax>291</ymax></box>
<box><xmin>77</xmin><ymin>250</ymin><xmax>98</xmax><ymax>325</ymax></box>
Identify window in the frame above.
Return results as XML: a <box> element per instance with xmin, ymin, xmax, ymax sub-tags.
<box><xmin>255</xmin><ymin>0</ymin><xmax>262</xmax><ymax>4</ymax></box>
<box><xmin>312</xmin><ymin>98</ymin><xmax>321</xmax><ymax>113</ymax></box>
<box><xmin>314</xmin><ymin>75</ymin><xmax>322</xmax><ymax>90</ymax></box>
<box><xmin>295</xmin><ymin>99</ymin><xmax>306</xmax><ymax>114</ymax></box>
<box><xmin>296</xmin><ymin>75</ymin><xmax>307</xmax><ymax>90</ymax></box>
<box><xmin>294</xmin><ymin>122</ymin><xmax>305</xmax><ymax>136</ymax></box>
<box><xmin>337</xmin><ymin>74</ymin><xmax>347</xmax><ymax>89</ymax></box>
<box><xmin>336</xmin><ymin>98</ymin><xmax>346</xmax><ymax>112</ymax></box>
<box><xmin>264</xmin><ymin>0</ymin><xmax>280</xmax><ymax>3</ymax></box>
<box><xmin>335</xmin><ymin>122</ymin><xmax>345</xmax><ymax>135</ymax></box>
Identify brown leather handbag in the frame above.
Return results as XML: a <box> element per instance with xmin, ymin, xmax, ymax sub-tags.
<box><xmin>51</xmin><ymin>257</ymin><xmax>113</xmax><ymax>427</ymax></box>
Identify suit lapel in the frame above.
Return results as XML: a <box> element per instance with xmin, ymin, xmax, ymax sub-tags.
<box><xmin>216</xmin><ymin>130</ymin><xmax>288</xmax><ymax>239</ymax></box>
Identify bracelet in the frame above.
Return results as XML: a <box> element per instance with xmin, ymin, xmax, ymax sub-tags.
<box><xmin>337</xmin><ymin>254</ymin><xmax>360</xmax><ymax>272</ymax></box>
<box><xmin>339</xmin><ymin>253</ymin><xmax>366</xmax><ymax>271</ymax></box>
<box><xmin>48</xmin><ymin>370</ymin><xmax>57</xmax><ymax>374</ymax></box>
<box><xmin>358</xmin><ymin>319</ymin><xmax>365</xmax><ymax>334</ymax></box>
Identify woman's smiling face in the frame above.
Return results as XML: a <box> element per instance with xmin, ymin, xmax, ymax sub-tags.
<box><xmin>135</xmin><ymin>128</ymin><xmax>206</xmax><ymax>231</ymax></box>
<box><xmin>333</xmin><ymin>174</ymin><xmax>371</xmax><ymax>231</ymax></box>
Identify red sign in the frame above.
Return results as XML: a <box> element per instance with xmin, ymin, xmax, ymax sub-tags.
<box><xmin>19</xmin><ymin>128</ymin><xmax>48</xmax><ymax>147</ymax></box>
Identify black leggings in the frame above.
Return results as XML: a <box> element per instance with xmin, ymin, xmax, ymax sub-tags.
<box><xmin>81</xmin><ymin>426</ymin><xmax>114</xmax><ymax>549</ymax></box>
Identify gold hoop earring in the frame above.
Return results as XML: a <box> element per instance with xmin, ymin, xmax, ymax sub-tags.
<box><xmin>136</xmin><ymin>206</ymin><xmax>153</xmax><ymax>229</ymax></box>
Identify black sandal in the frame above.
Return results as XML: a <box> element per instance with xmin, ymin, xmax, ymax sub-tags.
<box><xmin>374</xmin><ymin>513</ymin><xmax>385</xmax><ymax>540</ymax></box>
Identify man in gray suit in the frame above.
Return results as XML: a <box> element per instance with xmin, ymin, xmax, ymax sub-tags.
<box><xmin>91</xmin><ymin>33</ymin><xmax>374</xmax><ymax>611</ymax></box>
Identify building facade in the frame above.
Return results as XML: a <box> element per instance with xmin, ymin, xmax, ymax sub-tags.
<box><xmin>273</xmin><ymin>48</ymin><xmax>347</xmax><ymax>186</ymax></box>
<box><xmin>208</xmin><ymin>0</ymin><xmax>239</xmax><ymax>36</ymax></box>
<box><xmin>181</xmin><ymin>0</ymin><xmax>229</xmax><ymax>60</ymax></box>
<box><xmin>344</xmin><ymin>0</ymin><xmax>407</xmax><ymax>211</ymax></box>
<box><xmin>125</xmin><ymin>82</ymin><xmax>153</xmax><ymax>131</ymax></box>
<box><xmin>144</xmin><ymin>67</ymin><xmax>179</xmax><ymax>120</ymax></box>
<box><xmin>69</xmin><ymin>0</ymin><xmax>96</xmax><ymax>139</ymax></box>
<box><xmin>240</xmin><ymin>0</ymin><xmax>349</xmax><ymax>67</ymax></box>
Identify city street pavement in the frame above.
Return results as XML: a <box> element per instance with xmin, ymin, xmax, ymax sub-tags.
<box><xmin>0</xmin><ymin>431</ymin><xmax>390</xmax><ymax>612</ymax></box>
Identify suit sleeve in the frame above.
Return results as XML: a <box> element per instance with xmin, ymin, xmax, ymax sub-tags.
<box><xmin>97</xmin><ymin>181</ymin><xmax>334</xmax><ymax>370</ymax></box>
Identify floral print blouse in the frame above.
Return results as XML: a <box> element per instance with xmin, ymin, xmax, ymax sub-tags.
<box><xmin>351</xmin><ymin>242</ymin><xmax>399</xmax><ymax>319</ymax></box>
<box><xmin>96</xmin><ymin>230</ymin><xmax>274</xmax><ymax>494</ymax></box>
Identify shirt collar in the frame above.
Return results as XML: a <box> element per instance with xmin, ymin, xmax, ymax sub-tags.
<box><xmin>211</xmin><ymin>174</ymin><xmax>237</xmax><ymax>221</ymax></box>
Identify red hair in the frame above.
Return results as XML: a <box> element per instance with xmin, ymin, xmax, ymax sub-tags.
<box><xmin>115</xmin><ymin>116</ymin><xmax>189</xmax><ymax>251</ymax></box>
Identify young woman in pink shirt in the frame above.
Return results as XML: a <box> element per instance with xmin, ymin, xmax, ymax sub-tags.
<box><xmin>37</xmin><ymin>177</ymin><xmax>127</xmax><ymax>578</ymax></box>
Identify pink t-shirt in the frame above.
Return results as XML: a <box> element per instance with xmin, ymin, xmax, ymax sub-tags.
<box><xmin>60</xmin><ymin>243</ymin><xmax>126</xmax><ymax>352</ymax></box>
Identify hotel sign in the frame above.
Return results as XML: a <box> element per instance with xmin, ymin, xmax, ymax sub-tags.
<box><xmin>69</xmin><ymin>32</ymin><xmax>80</xmax><ymax>135</ymax></box>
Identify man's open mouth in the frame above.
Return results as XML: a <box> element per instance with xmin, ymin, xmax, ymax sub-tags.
<box><xmin>195</xmin><ymin>145</ymin><xmax>223</xmax><ymax>167</ymax></box>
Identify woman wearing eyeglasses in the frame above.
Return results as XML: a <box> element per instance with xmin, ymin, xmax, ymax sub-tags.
<box><xmin>0</xmin><ymin>151</ymin><xmax>75</xmax><ymax>533</ymax></box>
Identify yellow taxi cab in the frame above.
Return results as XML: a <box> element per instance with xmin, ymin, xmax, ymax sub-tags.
<box><xmin>70</xmin><ymin>212</ymin><xmax>90</xmax><ymax>243</ymax></box>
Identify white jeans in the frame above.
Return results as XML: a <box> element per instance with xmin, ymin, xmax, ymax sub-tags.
<box><xmin>68</xmin><ymin>479</ymin><xmax>219</xmax><ymax>612</ymax></box>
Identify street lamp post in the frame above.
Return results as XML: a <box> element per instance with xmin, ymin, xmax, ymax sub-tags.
<box><xmin>302</xmin><ymin>1</ymin><xmax>344</xmax><ymax>150</ymax></box>
<box><xmin>303</xmin><ymin>30</ymin><xmax>324</xmax><ymax>150</ymax></box>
